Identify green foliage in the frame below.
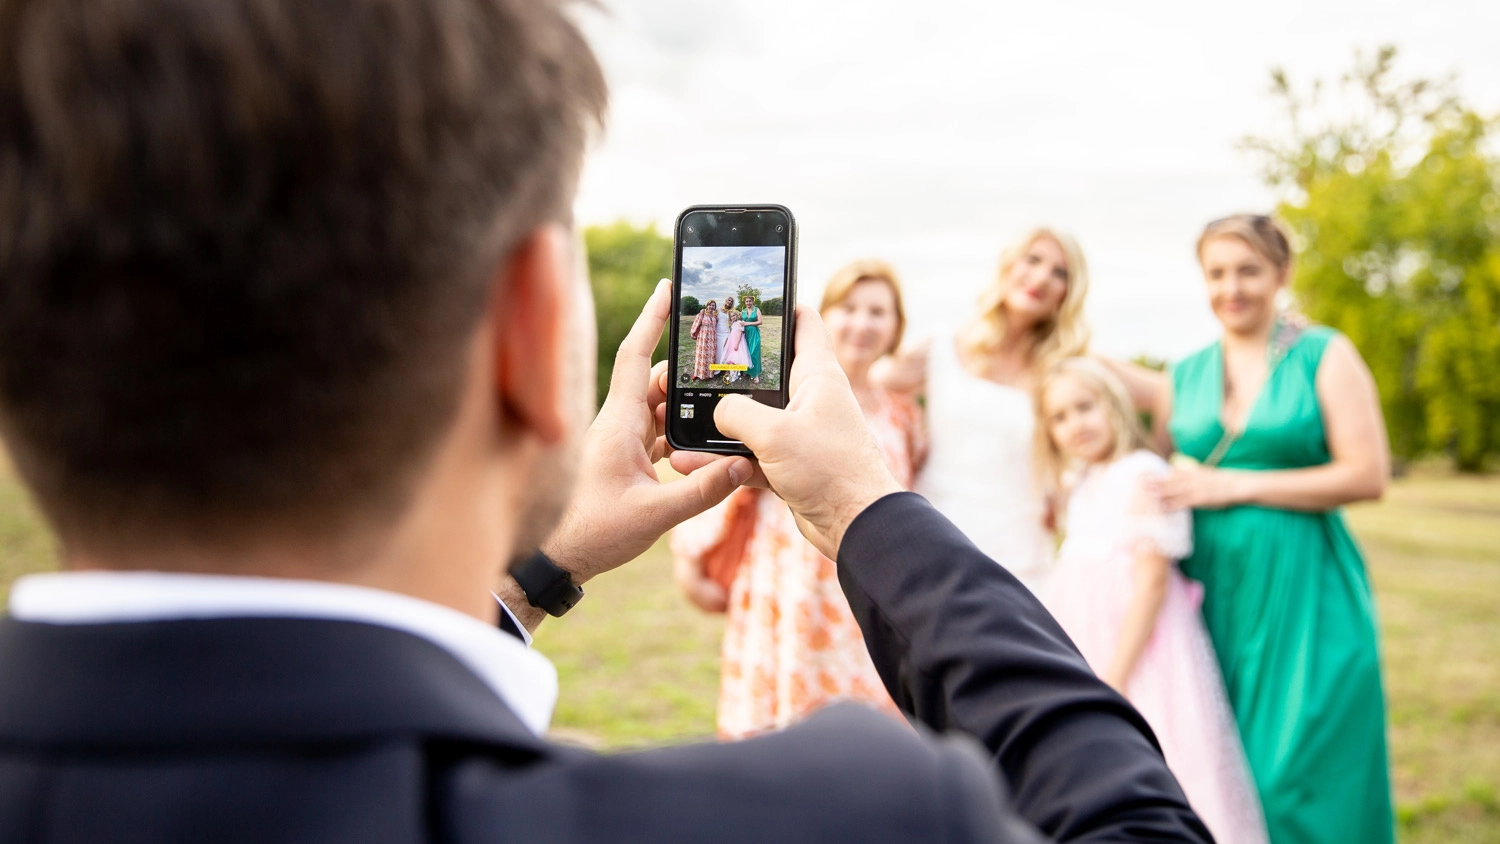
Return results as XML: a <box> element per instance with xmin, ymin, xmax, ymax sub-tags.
<box><xmin>735</xmin><ymin>283</ymin><xmax>763</xmax><ymax>311</ymax></box>
<box><xmin>1244</xmin><ymin>46</ymin><xmax>1500</xmax><ymax>471</ymax></box>
<box><xmin>585</xmin><ymin>221</ymin><xmax>673</xmax><ymax>407</ymax></box>
<box><xmin>759</xmin><ymin>297</ymin><xmax>785</xmax><ymax>316</ymax></box>
<box><xmin>680</xmin><ymin>295</ymin><xmax>702</xmax><ymax>316</ymax></box>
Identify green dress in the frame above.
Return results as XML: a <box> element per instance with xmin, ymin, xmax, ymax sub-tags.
<box><xmin>740</xmin><ymin>307</ymin><xmax>762</xmax><ymax>379</ymax></box>
<box><xmin>1169</xmin><ymin>326</ymin><xmax>1394</xmax><ymax>844</ymax></box>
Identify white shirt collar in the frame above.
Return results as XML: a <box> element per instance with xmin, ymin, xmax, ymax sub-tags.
<box><xmin>7</xmin><ymin>571</ymin><xmax>557</xmax><ymax>735</ymax></box>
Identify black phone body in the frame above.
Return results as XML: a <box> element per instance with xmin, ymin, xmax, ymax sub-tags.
<box><xmin>666</xmin><ymin>204</ymin><xmax>797</xmax><ymax>456</ymax></box>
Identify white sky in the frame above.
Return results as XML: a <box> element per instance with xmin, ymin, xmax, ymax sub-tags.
<box><xmin>573</xmin><ymin>0</ymin><xmax>1500</xmax><ymax>361</ymax></box>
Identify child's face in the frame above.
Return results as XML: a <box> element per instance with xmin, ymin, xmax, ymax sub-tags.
<box><xmin>1042</xmin><ymin>374</ymin><xmax>1116</xmax><ymax>464</ymax></box>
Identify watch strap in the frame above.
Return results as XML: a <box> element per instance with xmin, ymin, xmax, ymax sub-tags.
<box><xmin>511</xmin><ymin>551</ymin><xmax>584</xmax><ymax>617</ymax></box>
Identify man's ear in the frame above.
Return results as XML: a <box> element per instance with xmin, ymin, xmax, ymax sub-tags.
<box><xmin>494</xmin><ymin>224</ymin><xmax>573</xmax><ymax>446</ymax></box>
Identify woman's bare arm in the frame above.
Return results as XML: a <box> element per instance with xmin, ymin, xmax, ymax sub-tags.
<box><xmin>870</xmin><ymin>338</ymin><xmax>931</xmax><ymax>396</ymax></box>
<box><xmin>1097</xmin><ymin>357</ymin><xmax>1174</xmax><ymax>454</ymax></box>
<box><xmin>1153</xmin><ymin>335</ymin><xmax>1389</xmax><ymax>512</ymax></box>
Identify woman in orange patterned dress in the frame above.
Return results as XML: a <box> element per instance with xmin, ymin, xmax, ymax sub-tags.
<box><xmin>688</xmin><ymin>299</ymin><xmax>719</xmax><ymax>381</ymax></box>
<box><xmin>672</xmin><ymin>260</ymin><xmax>925</xmax><ymax>740</ymax></box>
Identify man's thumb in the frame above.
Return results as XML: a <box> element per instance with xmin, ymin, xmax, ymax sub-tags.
<box><xmin>713</xmin><ymin>393</ymin><xmax>781</xmax><ymax>449</ymax></box>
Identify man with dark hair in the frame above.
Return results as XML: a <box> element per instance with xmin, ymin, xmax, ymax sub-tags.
<box><xmin>0</xmin><ymin>1</ymin><xmax>1210</xmax><ymax>842</ymax></box>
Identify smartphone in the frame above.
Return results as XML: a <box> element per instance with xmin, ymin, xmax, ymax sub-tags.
<box><xmin>666</xmin><ymin>204</ymin><xmax>797</xmax><ymax>456</ymax></box>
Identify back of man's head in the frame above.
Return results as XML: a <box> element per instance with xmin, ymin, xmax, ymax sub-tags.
<box><xmin>0</xmin><ymin>0</ymin><xmax>606</xmax><ymax>553</ymax></box>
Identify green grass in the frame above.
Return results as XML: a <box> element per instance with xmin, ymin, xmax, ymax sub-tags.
<box><xmin>1344</xmin><ymin>475</ymin><xmax>1500</xmax><ymax>843</ymax></box>
<box><xmin>0</xmin><ymin>456</ymin><xmax>1496</xmax><ymax>842</ymax></box>
<box><xmin>674</xmin><ymin>314</ymin><xmax>783</xmax><ymax>391</ymax></box>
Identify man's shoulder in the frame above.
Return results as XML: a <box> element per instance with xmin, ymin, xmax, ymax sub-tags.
<box><xmin>441</xmin><ymin>704</ymin><xmax>1033</xmax><ymax>844</ymax></box>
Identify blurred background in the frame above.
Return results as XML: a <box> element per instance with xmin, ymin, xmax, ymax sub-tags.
<box><xmin>2</xmin><ymin>1</ymin><xmax>1496</xmax><ymax>842</ymax></box>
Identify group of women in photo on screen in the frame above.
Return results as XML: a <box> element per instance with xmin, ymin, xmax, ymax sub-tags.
<box><xmin>687</xmin><ymin>294</ymin><xmax>764</xmax><ymax>384</ymax></box>
<box><xmin>672</xmin><ymin>214</ymin><xmax>1395</xmax><ymax>844</ymax></box>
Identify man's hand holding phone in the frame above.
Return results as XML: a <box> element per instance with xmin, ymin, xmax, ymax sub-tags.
<box><xmin>539</xmin><ymin>280</ymin><xmax>752</xmax><ymax>587</ymax></box>
<box><xmin>671</xmin><ymin>305</ymin><xmax>903</xmax><ymax>560</ymax></box>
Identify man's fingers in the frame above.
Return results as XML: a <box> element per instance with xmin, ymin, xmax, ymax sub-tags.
<box><xmin>669</xmin><ymin>449</ymin><xmax>769</xmax><ymax>489</ymax></box>
<box><xmin>647</xmin><ymin>359</ymin><xmax>671</xmax><ymax>409</ymax></box>
<box><xmin>605</xmin><ymin>279</ymin><xmax>672</xmax><ymax>407</ymax></box>
<box><xmin>647</xmin><ymin>455</ymin><xmax>753</xmax><ymax>527</ymax></box>
<box><xmin>784</xmin><ymin>305</ymin><xmax>838</xmax><ymax>394</ymax></box>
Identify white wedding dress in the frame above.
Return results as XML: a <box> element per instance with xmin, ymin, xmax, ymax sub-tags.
<box><xmin>715</xmin><ymin>310</ymin><xmax>731</xmax><ymax>364</ymax></box>
<box><xmin>913</xmin><ymin>333</ymin><xmax>1055</xmax><ymax>595</ymax></box>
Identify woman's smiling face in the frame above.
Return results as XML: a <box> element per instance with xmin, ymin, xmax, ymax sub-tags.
<box><xmin>824</xmin><ymin>278</ymin><xmax>901</xmax><ymax>371</ymax></box>
<box><xmin>1200</xmin><ymin>235</ymin><xmax>1285</xmax><ymax>336</ymax></box>
<box><xmin>1002</xmin><ymin>236</ymin><xmax>1070</xmax><ymax>329</ymax></box>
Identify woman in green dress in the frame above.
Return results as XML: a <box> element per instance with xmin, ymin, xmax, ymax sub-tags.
<box><xmin>740</xmin><ymin>295</ymin><xmax>763</xmax><ymax>382</ymax></box>
<box><xmin>1112</xmin><ymin>214</ymin><xmax>1394</xmax><ymax>844</ymax></box>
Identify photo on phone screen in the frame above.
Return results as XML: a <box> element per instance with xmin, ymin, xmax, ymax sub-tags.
<box><xmin>667</xmin><ymin>205</ymin><xmax>796</xmax><ymax>455</ymax></box>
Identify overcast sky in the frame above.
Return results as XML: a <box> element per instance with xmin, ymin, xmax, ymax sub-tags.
<box><xmin>573</xmin><ymin>0</ymin><xmax>1500</xmax><ymax>361</ymax></box>
<box><xmin>681</xmin><ymin>246</ymin><xmax>786</xmax><ymax>305</ymax></box>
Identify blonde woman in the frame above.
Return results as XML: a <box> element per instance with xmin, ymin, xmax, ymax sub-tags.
<box><xmin>876</xmin><ymin>228</ymin><xmax>1089</xmax><ymax>596</ymax></box>
<box><xmin>715</xmin><ymin>295</ymin><xmax>736</xmax><ymax>368</ymax></box>
<box><xmin>672</xmin><ymin>260</ymin><xmax>925</xmax><ymax>739</ymax></box>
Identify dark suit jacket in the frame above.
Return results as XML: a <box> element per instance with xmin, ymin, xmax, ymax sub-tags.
<box><xmin>0</xmin><ymin>493</ymin><xmax>1210</xmax><ymax>843</ymax></box>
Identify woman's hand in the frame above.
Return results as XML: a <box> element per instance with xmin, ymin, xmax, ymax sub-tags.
<box><xmin>674</xmin><ymin>553</ymin><xmax>729</xmax><ymax>613</ymax></box>
<box><xmin>1147</xmin><ymin>465</ymin><xmax>1245</xmax><ymax>511</ymax></box>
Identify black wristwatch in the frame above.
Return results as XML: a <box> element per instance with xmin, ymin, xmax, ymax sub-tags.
<box><xmin>511</xmin><ymin>551</ymin><xmax>584</xmax><ymax>617</ymax></box>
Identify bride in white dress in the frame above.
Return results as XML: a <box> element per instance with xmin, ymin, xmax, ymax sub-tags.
<box><xmin>875</xmin><ymin>228</ymin><xmax>1091</xmax><ymax>596</ymax></box>
<box><xmin>715</xmin><ymin>295</ymin><xmax>736</xmax><ymax>370</ymax></box>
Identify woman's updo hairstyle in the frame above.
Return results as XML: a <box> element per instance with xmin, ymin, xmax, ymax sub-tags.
<box><xmin>1196</xmin><ymin>214</ymin><xmax>1295</xmax><ymax>276</ymax></box>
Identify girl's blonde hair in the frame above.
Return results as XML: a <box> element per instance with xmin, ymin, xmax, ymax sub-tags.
<box><xmin>819</xmin><ymin>259</ymin><xmax>908</xmax><ymax>355</ymax></box>
<box><xmin>956</xmin><ymin>228</ymin><xmax>1091</xmax><ymax>367</ymax></box>
<box><xmin>1032</xmin><ymin>357</ymin><xmax>1147</xmax><ymax>496</ymax></box>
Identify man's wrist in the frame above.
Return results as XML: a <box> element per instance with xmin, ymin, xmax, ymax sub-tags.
<box><xmin>826</xmin><ymin>478</ymin><xmax>906</xmax><ymax>557</ymax></box>
<box><xmin>539</xmin><ymin>511</ymin><xmax>599</xmax><ymax>585</ymax></box>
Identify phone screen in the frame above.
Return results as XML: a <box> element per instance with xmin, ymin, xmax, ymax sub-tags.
<box><xmin>666</xmin><ymin>205</ymin><xmax>796</xmax><ymax>455</ymax></box>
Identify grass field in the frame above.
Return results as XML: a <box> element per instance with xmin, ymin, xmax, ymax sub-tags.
<box><xmin>674</xmin><ymin>313</ymin><xmax>783</xmax><ymax>391</ymax></box>
<box><xmin>0</xmin><ymin>454</ymin><xmax>1495</xmax><ymax>842</ymax></box>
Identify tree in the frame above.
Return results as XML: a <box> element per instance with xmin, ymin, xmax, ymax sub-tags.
<box><xmin>680</xmin><ymin>295</ymin><xmax>702</xmax><ymax>316</ymax></box>
<box><xmin>735</xmin><ymin>283</ymin><xmax>764</xmax><ymax>311</ymax></box>
<box><xmin>1243</xmin><ymin>46</ymin><xmax>1500</xmax><ymax>471</ymax></box>
<box><xmin>584</xmin><ymin>221</ymin><xmax>673</xmax><ymax>407</ymax></box>
<box><xmin>760</xmin><ymin>297</ymin><xmax>784</xmax><ymax>316</ymax></box>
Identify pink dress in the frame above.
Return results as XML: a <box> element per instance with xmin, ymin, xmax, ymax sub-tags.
<box><xmin>722</xmin><ymin>320</ymin><xmax>750</xmax><ymax>381</ymax></box>
<box><xmin>672</xmin><ymin>393</ymin><xmax>925</xmax><ymax>740</ymax></box>
<box><xmin>1045</xmin><ymin>450</ymin><xmax>1268</xmax><ymax>844</ymax></box>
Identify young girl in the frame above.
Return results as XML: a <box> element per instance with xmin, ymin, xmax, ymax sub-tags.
<box><xmin>722</xmin><ymin>309</ymin><xmax>749</xmax><ymax>383</ymax></box>
<box><xmin>1035</xmin><ymin>358</ymin><xmax>1267</xmax><ymax>844</ymax></box>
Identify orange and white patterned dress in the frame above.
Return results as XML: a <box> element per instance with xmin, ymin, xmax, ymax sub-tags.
<box><xmin>671</xmin><ymin>392</ymin><xmax>926</xmax><ymax>740</ymax></box>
